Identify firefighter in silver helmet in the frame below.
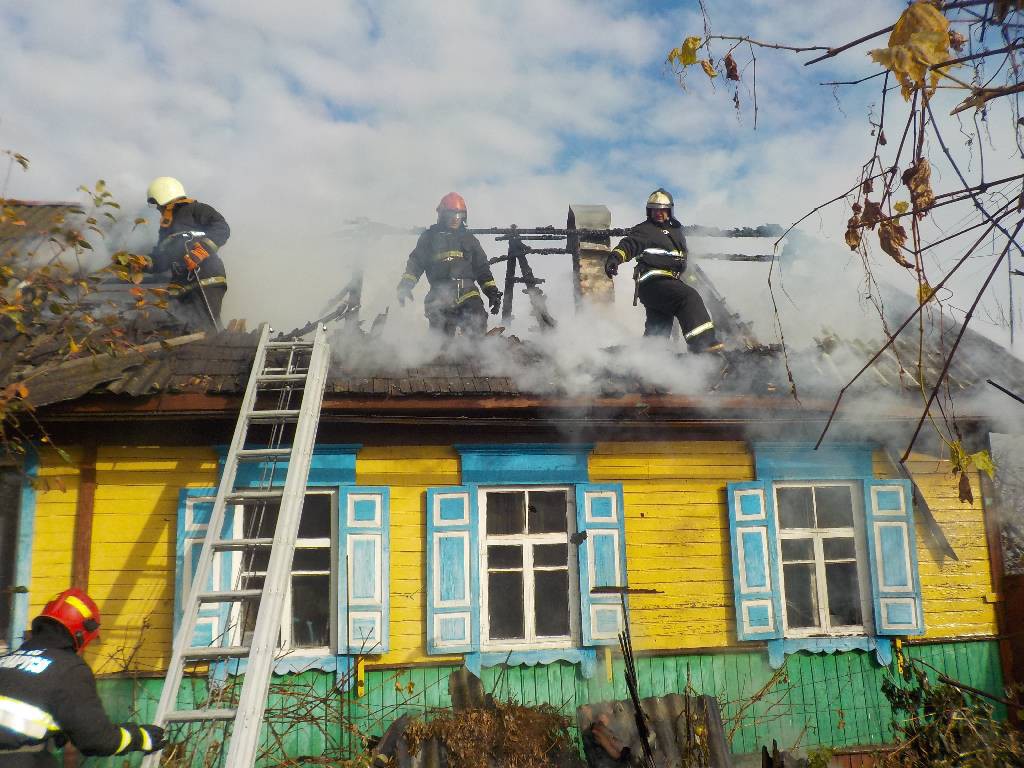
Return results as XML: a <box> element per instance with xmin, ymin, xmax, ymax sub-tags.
<box><xmin>605</xmin><ymin>189</ymin><xmax>722</xmax><ymax>352</ymax></box>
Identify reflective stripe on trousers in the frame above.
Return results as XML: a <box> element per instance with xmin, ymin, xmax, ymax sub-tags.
<box><xmin>0</xmin><ymin>694</ymin><xmax>57</xmax><ymax>740</ymax></box>
<box><xmin>637</xmin><ymin>269</ymin><xmax>681</xmax><ymax>283</ymax></box>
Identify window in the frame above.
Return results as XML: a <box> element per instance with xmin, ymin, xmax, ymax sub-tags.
<box><xmin>774</xmin><ymin>483</ymin><xmax>871</xmax><ymax>636</ymax></box>
<box><xmin>235</xmin><ymin>492</ymin><xmax>335</xmax><ymax>652</ymax></box>
<box><xmin>0</xmin><ymin>469</ymin><xmax>21</xmax><ymax>651</ymax></box>
<box><xmin>480</xmin><ymin>488</ymin><xmax>578</xmax><ymax>649</ymax></box>
<box><xmin>175</xmin><ymin>483</ymin><xmax>389</xmax><ymax>661</ymax></box>
<box><xmin>727</xmin><ymin>445</ymin><xmax>924</xmax><ymax>647</ymax></box>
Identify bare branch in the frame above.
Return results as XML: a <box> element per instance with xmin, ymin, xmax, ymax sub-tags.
<box><xmin>930</xmin><ymin>39</ymin><xmax>1024</xmax><ymax>70</ymax></box>
<box><xmin>820</xmin><ymin>71</ymin><xmax>888</xmax><ymax>87</ymax></box>
<box><xmin>705</xmin><ymin>34</ymin><xmax>829</xmax><ymax>53</ymax></box>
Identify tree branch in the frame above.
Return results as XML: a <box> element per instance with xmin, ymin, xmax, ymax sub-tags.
<box><xmin>930</xmin><ymin>39</ymin><xmax>1024</xmax><ymax>70</ymax></box>
<box><xmin>706</xmin><ymin>34</ymin><xmax>829</xmax><ymax>53</ymax></box>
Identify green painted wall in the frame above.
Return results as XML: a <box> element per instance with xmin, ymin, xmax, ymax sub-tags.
<box><xmin>83</xmin><ymin>640</ymin><xmax>1005</xmax><ymax>766</ymax></box>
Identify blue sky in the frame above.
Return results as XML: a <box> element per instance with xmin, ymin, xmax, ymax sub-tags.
<box><xmin>1</xmin><ymin>0</ymin><xmax>1019</xmax><ymax>360</ymax></box>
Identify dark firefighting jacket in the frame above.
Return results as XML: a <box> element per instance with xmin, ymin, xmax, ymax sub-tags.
<box><xmin>610</xmin><ymin>218</ymin><xmax>689</xmax><ymax>284</ymax></box>
<box><xmin>149</xmin><ymin>199</ymin><xmax>230</xmax><ymax>298</ymax></box>
<box><xmin>398</xmin><ymin>224</ymin><xmax>498</xmax><ymax>309</ymax></box>
<box><xmin>0</xmin><ymin>625</ymin><xmax>151</xmax><ymax>765</ymax></box>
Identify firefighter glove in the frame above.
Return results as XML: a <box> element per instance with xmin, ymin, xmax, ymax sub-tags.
<box><xmin>484</xmin><ymin>287</ymin><xmax>503</xmax><ymax>315</ymax></box>
<box><xmin>604</xmin><ymin>255</ymin><xmax>619</xmax><ymax>278</ymax></box>
<box><xmin>138</xmin><ymin>724</ymin><xmax>166</xmax><ymax>754</ymax></box>
<box><xmin>396</xmin><ymin>285</ymin><xmax>413</xmax><ymax>307</ymax></box>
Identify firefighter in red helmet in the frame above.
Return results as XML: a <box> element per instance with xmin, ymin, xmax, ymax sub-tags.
<box><xmin>0</xmin><ymin>589</ymin><xmax>165</xmax><ymax>765</ymax></box>
<box><xmin>396</xmin><ymin>193</ymin><xmax>503</xmax><ymax>336</ymax></box>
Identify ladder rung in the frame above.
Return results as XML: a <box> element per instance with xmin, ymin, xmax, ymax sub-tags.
<box><xmin>165</xmin><ymin>708</ymin><xmax>238</xmax><ymax>724</ymax></box>
<box><xmin>266</xmin><ymin>341</ymin><xmax>314</xmax><ymax>349</ymax></box>
<box><xmin>197</xmin><ymin>589</ymin><xmax>263</xmax><ymax>603</ymax></box>
<box><xmin>213</xmin><ymin>537</ymin><xmax>274</xmax><ymax>551</ymax></box>
<box><xmin>181</xmin><ymin>646</ymin><xmax>250</xmax><ymax>660</ymax></box>
<box><xmin>236</xmin><ymin>448</ymin><xmax>292</xmax><ymax>460</ymax></box>
<box><xmin>256</xmin><ymin>373</ymin><xmax>307</xmax><ymax>383</ymax></box>
<box><xmin>225</xmin><ymin>489</ymin><xmax>284</xmax><ymax>502</ymax></box>
<box><xmin>247</xmin><ymin>409</ymin><xmax>300</xmax><ymax>422</ymax></box>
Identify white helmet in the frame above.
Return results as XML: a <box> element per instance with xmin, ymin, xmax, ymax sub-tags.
<box><xmin>146</xmin><ymin>177</ymin><xmax>187</xmax><ymax>206</ymax></box>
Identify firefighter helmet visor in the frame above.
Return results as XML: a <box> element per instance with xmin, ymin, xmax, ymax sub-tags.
<box><xmin>147</xmin><ymin>177</ymin><xmax>187</xmax><ymax>207</ymax></box>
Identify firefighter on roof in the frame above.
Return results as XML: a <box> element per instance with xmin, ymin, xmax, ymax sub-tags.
<box><xmin>396</xmin><ymin>193</ymin><xmax>502</xmax><ymax>336</ymax></box>
<box><xmin>0</xmin><ymin>589</ymin><xmax>165</xmax><ymax>766</ymax></box>
<box><xmin>606</xmin><ymin>189</ymin><xmax>723</xmax><ymax>353</ymax></box>
<box><xmin>145</xmin><ymin>176</ymin><xmax>230</xmax><ymax>332</ymax></box>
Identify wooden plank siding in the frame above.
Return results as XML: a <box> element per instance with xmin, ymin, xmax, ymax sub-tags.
<box><xmin>24</xmin><ymin>441</ymin><xmax>998</xmax><ymax>676</ymax></box>
<box><xmin>88</xmin><ymin>639</ymin><xmax>1005</xmax><ymax>765</ymax></box>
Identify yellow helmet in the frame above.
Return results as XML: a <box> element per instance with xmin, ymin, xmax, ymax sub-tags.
<box><xmin>646</xmin><ymin>188</ymin><xmax>674</xmax><ymax>210</ymax></box>
<box><xmin>146</xmin><ymin>177</ymin><xmax>187</xmax><ymax>206</ymax></box>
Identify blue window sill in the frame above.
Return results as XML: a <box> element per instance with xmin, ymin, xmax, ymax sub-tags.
<box><xmin>208</xmin><ymin>655</ymin><xmax>355</xmax><ymax>688</ymax></box>
<box><xmin>767</xmin><ymin>637</ymin><xmax>892</xmax><ymax>669</ymax></box>
<box><xmin>465</xmin><ymin>649</ymin><xmax>597</xmax><ymax>679</ymax></box>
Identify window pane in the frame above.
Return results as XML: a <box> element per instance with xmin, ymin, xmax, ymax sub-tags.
<box><xmin>781</xmin><ymin>538</ymin><xmax>814</xmax><ymax>562</ymax></box>
<box><xmin>488</xmin><ymin>545</ymin><xmax>523</xmax><ymax>569</ymax></box>
<box><xmin>291</xmin><ymin>574</ymin><xmax>331</xmax><ymax>648</ymax></box>
<box><xmin>534</xmin><ymin>543</ymin><xmax>568</xmax><ymax>568</ymax></box>
<box><xmin>822</xmin><ymin>537</ymin><xmax>856</xmax><ymax>560</ymax></box>
<box><xmin>783</xmin><ymin>563</ymin><xmax>820</xmax><ymax>629</ymax></box>
<box><xmin>0</xmin><ymin>470</ymin><xmax>21</xmax><ymax>640</ymax></box>
<box><xmin>815</xmin><ymin>486</ymin><xmax>854</xmax><ymax>528</ymax></box>
<box><xmin>825</xmin><ymin>561</ymin><xmax>863</xmax><ymax>627</ymax></box>
<box><xmin>293</xmin><ymin>548</ymin><xmax>331</xmax><ymax>571</ymax></box>
<box><xmin>487</xmin><ymin>492</ymin><xmax>526</xmax><ymax>535</ymax></box>
<box><xmin>238</xmin><ymin>574</ymin><xmax>265</xmax><ymax>645</ymax></box>
<box><xmin>528</xmin><ymin>491</ymin><xmax>568</xmax><ymax>533</ymax></box>
<box><xmin>298</xmin><ymin>495</ymin><xmax>332</xmax><ymax>538</ymax></box>
<box><xmin>243</xmin><ymin>502</ymin><xmax>279</xmax><ymax>538</ymax></box>
<box><xmin>488</xmin><ymin>571</ymin><xmax>525</xmax><ymax>639</ymax></box>
<box><xmin>777</xmin><ymin>487</ymin><xmax>814</xmax><ymax>529</ymax></box>
<box><xmin>241</xmin><ymin>549</ymin><xmax>270</xmax><ymax>573</ymax></box>
<box><xmin>535</xmin><ymin>570</ymin><xmax>570</xmax><ymax>636</ymax></box>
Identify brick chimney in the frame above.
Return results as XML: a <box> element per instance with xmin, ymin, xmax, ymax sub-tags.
<box><xmin>568</xmin><ymin>204</ymin><xmax>614</xmax><ymax>307</ymax></box>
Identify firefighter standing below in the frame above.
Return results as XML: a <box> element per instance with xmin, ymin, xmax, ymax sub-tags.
<box><xmin>0</xmin><ymin>589</ymin><xmax>165</xmax><ymax>766</ymax></box>
<box><xmin>145</xmin><ymin>176</ymin><xmax>230</xmax><ymax>332</ymax></box>
<box><xmin>396</xmin><ymin>193</ymin><xmax>502</xmax><ymax>336</ymax></box>
<box><xmin>605</xmin><ymin>189</ymin><xmax>723</xmax><ymax>353</ymax></box>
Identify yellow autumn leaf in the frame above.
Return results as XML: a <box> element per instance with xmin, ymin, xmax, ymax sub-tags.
<box><xmin>868</xmin><ymin>1</ymin><xmax>951</xmax><ymax>100</ymax></box>
<box><xmin>917</xmin><ymin>281</ymin><xmax>934</xmax><ymax>304</ymax></box>
<box><xmin>668</xmin><ymin>36</ymin><xmax>702</xmax><ymax>67</ymax></box>
<box><xmin>15</xmin><ymin>383</ymin><xmax>28</xmax><ymax>399</ymax></box>
<box><xmin>68</xmin><ymin>337</ymin><xmax>80</xmax><ymax>354</ymax></box>
<box><xmin>700</xmin><ymin>59</ymin><xmax>718</xmax><ymax>78</ymax></box>
<box><xmin>894</xmin><ymin>201</ymin><xmax>910</xmax><ymax>214</ymax></box>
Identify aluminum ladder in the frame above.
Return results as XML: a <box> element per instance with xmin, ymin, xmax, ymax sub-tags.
<box><xmin>144</xmin><ymin>323</ymin><xmax>330</xmax><ymax>768</ymax></box>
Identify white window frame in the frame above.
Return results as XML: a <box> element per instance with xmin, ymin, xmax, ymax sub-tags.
<box><xmin>478</xmin><ymin>485</ymin><xmax>580</xmax><ymax>651</ymax></box>
<box><xmin>231</xmin><ymin>489</ymin><xmax>337</xmax><ymax>655</ymax></box>
<box><xmin>773</xmin><ymin>481</ymin><xmax>874</xmax><ymax>639</ymax></box>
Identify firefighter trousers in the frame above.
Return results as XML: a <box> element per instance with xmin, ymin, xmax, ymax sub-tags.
<box><xmin>175</xmin><ymin>285</ymin><xmax>225</xmax><ymax>333</ymax></box>
<box><xmin>637</xmin><ymin>276</ymin><xmax>718</xmax><ymax>351</ymax></box>
<box><xmin>425</xmin><ymin>296</ymin><xmax>487</xmax><ymax>337</ymax></box>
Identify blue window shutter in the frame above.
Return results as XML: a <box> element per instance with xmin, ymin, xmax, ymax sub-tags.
<box><xmin>864</xmin><ymin>479</ymin><xmax>924</xmax><ymax>636</ymax></box>
<box><xmin>576</xmin><ymin>483</ymin><xmax>627</xmax><ymax>646</ymax></box>
<box><xmin>175</xmin><ymin>488</ymin><xmax>237</xmax><ymax>647</ymax></box>
<box><xmin>426</xmin><ymin>486</ymin><xmax>479</xmax><ymax>654</ymax></box>
<box><xmin>338</xmin><ymin>487</ymin><xmax>390</xmax><ymax>654</ymax></box>
<box><xmin>727</xmin><ymin>481</ymin><xmax>783</xmax><ymax>641</ymax></box>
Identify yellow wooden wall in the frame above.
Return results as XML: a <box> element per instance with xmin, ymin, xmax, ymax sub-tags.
<box><xmin>26</xmin><ymin>440</ymin><xmax>996</xmax><ymax>674</ymax></box>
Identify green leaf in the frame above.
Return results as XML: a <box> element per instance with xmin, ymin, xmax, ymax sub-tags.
<box><xmin>970</xmin><ymin>450</ymin><xmax>996</xmax><ymax>478</ymax></box>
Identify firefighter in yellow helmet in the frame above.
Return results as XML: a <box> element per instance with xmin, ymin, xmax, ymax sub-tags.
<box><xmin>396</xmin><ymin>193</ymin><xmax>502</xmax><ymax>336</ymax></box>
<box><xmin>144</xmin><ymin>176</ymin><xmax>230</xmax><ymax>332</ymax></box>
<box><xmin>605</xmin><ymin>189</ymin><xmax>722</xmax><ymax>352</ymax></box>
<box><xmin>0</xmin><ymin>589</ymin><xmax>165</xmax><ymax>765</ymax></box>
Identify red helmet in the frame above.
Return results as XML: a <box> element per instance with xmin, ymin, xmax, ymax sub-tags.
<box><xmin>34</xmin><ymin>588</ymin><xmax>101</xmax><ymax>652</ymax></box>
<box><xmin>436</xmin><ymin>192</ymin><xmax>467</xmax><ymax>214</ymax></box>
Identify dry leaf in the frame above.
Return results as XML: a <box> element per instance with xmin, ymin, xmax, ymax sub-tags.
<box><xmin>902</xmin><ymin>159</ymin><xmax>935</xmax><ymax>215</ymax></box>
<box><xmin>879</xmin><ymin>220</ymin><xmax>913</xmax><ymax>267</ymax></box>
<box><xmin>862</xmin><ymin>178</ymin><xmax>874</xmax><ymax>194</ymax></box>
<box><xmin>958</xmin><ymin>471</ymin><xmax>974</xmax><ymax>504</ymax></box>
<box><xmin>845</xmin><ymin>214</ymin><xmax>863</xmax><ymax>250</ymax></box>
<box><xmin>724</xmin><ymin>53</ymin><xmax>740</xmax><ymax>81</ymax></box>
<box><xmin>861</xmin><ymin>199</ymin><xmax>884</xmax><ymax>230</ymax></box>
<box><xmin>868</xmin><ymin>1</ymin><xmax>951</xmax><ymax>100</ymax></box>
<box><xmin>700</xmin><ymin>59</ymin><xmax>718</xmax><ymax>79</ymax></box>
<box><xmin>949</xmin><ymin>30</ymin><xmax>967</xmax><ymax>52</ymax></box>
<box><xmin>894</xmin><ymin>200</ymin><xmax>911</xmax><ymax>214</ymax></box>
<box><xmin>917</xmin><ymin>281</ymin><xmax>934</xmax><ymax>304</ymax></box>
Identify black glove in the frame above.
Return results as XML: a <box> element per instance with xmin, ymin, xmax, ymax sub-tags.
<box><xmin>604</xmin><ymin>255</ymin><xmax>619</xmax><ymax>278</ymax></box>
<box><xmin>396</xmin><ymin>285</ymin><xmax>413</xmax><ymax>307</ymax></box>
<box><xmin>138</xmin><ymin>724</ymin><xmax>166</xmax><ymax>754</ymax></box>
<box><xmin>485</xmin><ymin>288</ymin><xmax>503</xmax><ymax>315</ymax></box>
